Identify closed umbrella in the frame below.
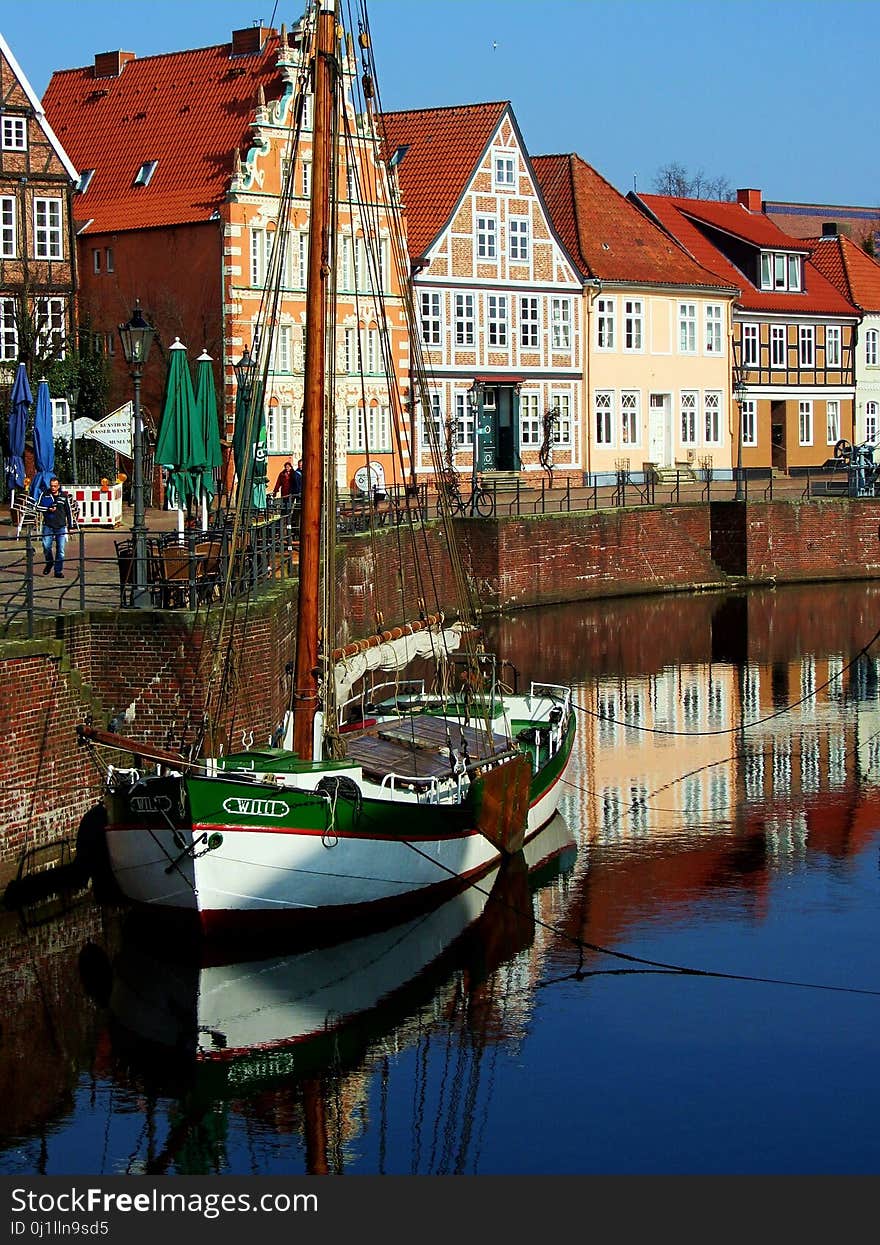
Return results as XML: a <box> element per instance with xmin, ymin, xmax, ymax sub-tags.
<box><xmin>231</xmin><ymin>375</ymin><xmax>266</xmax><ymax>513</ymax></box>
<box><xmin>194</xmin><ymin>350</ymin><xmax>223</xmax><ymax>527</ymax></box>
<box><xmin>30</xmin><ymin>379</ymin><xmax>55</xmax><ymax>498</ymax></box>
<box><xmin>155</xmin><ymin>338</ymin><xmax>205</xmax><ymax>527</ymax></box>
<box><xmin>6</xmin><ymin>361</ymin><xmax>31</xmax><ymax>495</ymax></box>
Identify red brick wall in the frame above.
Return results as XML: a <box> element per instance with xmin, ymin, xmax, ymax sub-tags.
<box><xmin>3</xmin><ymin>499</ymin><xmax>880</xmax><ymax>873</ymax></box>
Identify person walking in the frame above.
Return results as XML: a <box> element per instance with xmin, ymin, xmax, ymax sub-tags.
<box><xmin>273</xmin><ymin>461</ymin><xmax>295</xmax><ymax>515</ymax></box>
<box><xmin>37</xmin><ymin>476</ymin><xmax>74</xmax><ymax>578</ymax></box>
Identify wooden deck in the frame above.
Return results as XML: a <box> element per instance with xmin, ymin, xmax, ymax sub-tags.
<box><xmin>343</xmin><ymin>714</ymin><xmax>511</xmax><ymax>781</ymax></box>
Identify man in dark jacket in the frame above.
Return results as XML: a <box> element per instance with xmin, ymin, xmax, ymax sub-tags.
<box><xmin>37</xmin><ymin>476</ymin><xmax>74</xmax><ymax>578</ymax></box>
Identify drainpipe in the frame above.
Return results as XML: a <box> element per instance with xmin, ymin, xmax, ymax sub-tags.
<box><xmin>584</xmin><ymin>278</ymin><xmax>601</xmax><ymax>484</ymax></box>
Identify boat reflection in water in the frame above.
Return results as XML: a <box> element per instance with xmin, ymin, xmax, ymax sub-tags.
<box><xmin>79</xmin><ymin>813</ymin><xmax>576</xmax><ymax>1174</ymax></box>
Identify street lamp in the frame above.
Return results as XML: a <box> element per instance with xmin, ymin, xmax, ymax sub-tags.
<box><xmin>65</xmin><ymin>380</ymin><xmax>80</xmax><ymax>486</ymax></box>
<box><xmin>118</xmin><ymin>301</ymin><xmax>156</xmax><ymax>607</ymax></box>
<box><xmin>468</xmin><ymin>382</ymin><xmax>481</xmax><ymax>514</ymax></box>
<box><xmin>732</xmin><ymin>347</ymin><xmax>748</xmax><ymax>502</ymax></box>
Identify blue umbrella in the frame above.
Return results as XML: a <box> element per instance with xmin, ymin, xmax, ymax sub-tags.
<box><xmin>6</xmin><ymin>362</ymin><xmax>31</xmax><ymax>495</ymax></box>
<box><xmin>30</xmin><ymin>379</ymin><xmax>55</xmax><ymax>497</ymax></box>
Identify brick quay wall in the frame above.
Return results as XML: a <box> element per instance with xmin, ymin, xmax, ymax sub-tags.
<box><xmin>2</xmin><ymin>497</ymin><xmax>880</xmax><ymax>875</ymax></box>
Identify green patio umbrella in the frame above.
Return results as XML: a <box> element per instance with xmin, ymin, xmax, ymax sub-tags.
<box><xmin>194</xmin><ymin>350</ymin><xmax>224</xmax><ymax>521</ymax></box>
<box><xmin>155</xmin><ymin>338</ymin><xmax>206</xmax><ymax>521</ymax></box>
<box><xmin>231</xmin><ymin>350</ymin><xmax>267</xmax><ymax>513</ymax></box>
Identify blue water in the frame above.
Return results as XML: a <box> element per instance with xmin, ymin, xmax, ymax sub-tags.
<box><xmin>1</xmin><ymin>583</ymin><xmax>879</xmax><ymax>1176</ymax></box>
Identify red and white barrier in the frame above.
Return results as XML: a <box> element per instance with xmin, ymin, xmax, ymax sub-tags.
<box><xmin>69</xmin><ymin>483</ymin><xmax>124</xmax><ymax>527</ymax></box>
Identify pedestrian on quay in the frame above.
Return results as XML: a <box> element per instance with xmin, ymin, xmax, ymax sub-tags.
<box><xmin>273</xmin><ymin>461</ymin><xmax>296</xmax><ymax>516</ymax></box>
<box><xmin>37</xmin><ymin>476</ymin><xmax>74</xmax><ymax>578</ymax></box>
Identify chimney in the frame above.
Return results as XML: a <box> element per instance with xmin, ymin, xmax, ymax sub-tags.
<box><xmin>93</xmin><ymin>50</ymin><xmax>135</xmax><ymax>78</ymax></box>
<box><xmin>821</xmin><ymin>221</ymin><xmax>839</xmax><ymax>238</ymax></box>
<box><xmin>737</xmin><ymin>188</ymin><xmax>763</xmax><ymax>212</ymax></box>
<box><xmin>231</xmin><ymin>26</ymin><xmax>272</xmax><ymax>56</ymax></box>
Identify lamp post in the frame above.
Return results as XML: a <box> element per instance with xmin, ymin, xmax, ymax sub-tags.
<box><xmin>468</xmin><ymin>382</ymin><xmax>481</xmax><ymax>515</ymax></box>
<box><xmin>65</xmin><ymin>381</ymin><xmax>80</xmax><ymax>486</ymax></box>
<box><xmin>732</xmin><ymin>346</ymin><xmax>747</xmax><ymax>502</ymax></box>
<box><xmin>234</xmin><ymin>344</ymin><xmax>258</xmax><ymax>501</ymax></box>
<box><xmin>118</xmin><ymin>301</ymin><xmax>156</xmax><ymax>607</ymax></box>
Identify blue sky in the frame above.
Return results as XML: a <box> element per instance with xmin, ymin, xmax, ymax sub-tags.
<box><xmin>2</xmin><ymin>0</ymin><xmax>874</xmax><ymax>206</ymax></box>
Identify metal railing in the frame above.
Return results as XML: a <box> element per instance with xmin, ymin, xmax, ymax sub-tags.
<box><xmin>2</xmin><ymin>466</ymin><xmax>876</xmax><ymax>637</ymax></box>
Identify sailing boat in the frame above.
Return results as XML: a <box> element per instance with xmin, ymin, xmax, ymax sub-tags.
<box><xmin>81</xmin><ymin>815</ymin><xmax>576</xmax><ymax>1174</ymax></box>
<box><xmin>78</xmin><ymin>0</ymin><xmax>575</xmax><ymax>940</ymax></box>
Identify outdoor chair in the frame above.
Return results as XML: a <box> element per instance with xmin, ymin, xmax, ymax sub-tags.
<box><xmin>12</xmin><ymin>491</ymin><xmax>43</xmax><ymax>538</ymax></box>
<box><xmin>114</xmin><ymin>539</ymin><xmax>135</xmax><ymax>607</ymax></box>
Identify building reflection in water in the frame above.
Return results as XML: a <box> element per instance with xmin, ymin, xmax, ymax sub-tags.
<box><xmin>2</xmin><ymin>582</ymin><xmax>879</xmax><ymax>1174</ymax></box>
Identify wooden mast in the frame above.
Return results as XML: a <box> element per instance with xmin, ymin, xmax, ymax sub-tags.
<box><xmin>292</xmin><ymin>0</ymin><xmax>336</xmax><ymax>760</ymax></box>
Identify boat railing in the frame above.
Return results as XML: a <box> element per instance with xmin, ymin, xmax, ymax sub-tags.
<box><xmin>378</xmin><ymin>771</ymin><xmax>457</xmax><ymax>804</ymax></box>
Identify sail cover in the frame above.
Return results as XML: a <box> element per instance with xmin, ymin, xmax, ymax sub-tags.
<box><xmin>333</xmin><ymin>623</ymin><xmax>465</xmax><ymax>706</ymax></box>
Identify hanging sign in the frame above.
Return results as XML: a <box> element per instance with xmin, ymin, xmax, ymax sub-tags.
<box><xmin>82</xmin><ymin>402</ymin><xmax>134</xmax><ymax>456</ymax></box>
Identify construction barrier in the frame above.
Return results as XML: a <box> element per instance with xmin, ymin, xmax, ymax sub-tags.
<box><xmin>69</xmin><ymin>483</ymin><xmax>124</xmax><ymax>527</ymax></box>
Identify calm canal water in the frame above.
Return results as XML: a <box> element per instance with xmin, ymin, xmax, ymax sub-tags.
<box><xmin>2</xmin><ymin>580</ymin><xmax>879</xmax><ymax>1176</ymax></box>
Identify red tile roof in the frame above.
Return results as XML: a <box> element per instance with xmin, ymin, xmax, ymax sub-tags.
<box><xmin>637</xmin><ymin>193</ymin><xmax>857</xmax><ymax>315</ymax></box>
<box><xmin>380</xmin><ymin>103</ymin><xmax>508</xmax><ymax>259</ymax></box>
<box><xmin>807</xmin><ymin>233</ymin><xmax>880</xmax><ymax>313</ymax></box>
<box><xmin>43</xmin><ymin>36</ymin><xmax>282</xmax><ymax>232</ymax></box>
<box><xmin>531</xmin><ymin>153</ymin><xmax>732</xmax><ymax>290</ymax></box>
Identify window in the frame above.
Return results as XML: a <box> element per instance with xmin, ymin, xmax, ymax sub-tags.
<box><xmin>76</xmin><ymin>169</ymin><xmax>95</xmax><ymax>194</ymax></box>
<box><xmin>34</xmin><ymin>198</ymin><xmax>62</xmax><ymax>259</ymax></box>
<box><xmin>250</xmin><ymin>227</ymin><xmax>271</xmax><ymax>286</ymax></box>
<box><xmin>771</xmin><ymin>324</ymin><xmax>786</xmax><ymax>368</ymax></box>
<box><xmin>494</xmin><ymin>154</ymin><xmax>516</xmax><ymax>188</ymax></box>
<box><xmin>551</xmin><ymin>393</ymin><xmax>572</xmax><ymax>445</ymax></box>
<box><xmin>0</xmin><ymin>197</ymin><xmax>16</xmax><ymax>258</ymax></box>
<box><xmin>92</xmin><ymin>249</ymin><xmax>101</xmax><ymax>274</ymax></box>
<box><xmin>297</xmin><ymin>233</ymin><xmax>309</xmax><ymax>288</ymax></box>
<box><xmin>624</xmin><ymin>299</ymin><xmax>643</xmax><ymax>352</ymax></box>
<box><xmin>519</xmin><ymin>296</ymin><xmax>539</xmax><ymax>348</ymax></box>
<box><xmin>487</xmin><ymin>294</ymin><xmax>508</xmax><ymax>347</ymax></box>
<box><xmin>679</xmin><ymin>303</ymin><xmax>697</xmax><ymax>353</ymax></box>
<box><xmin>133</xmin><ymin>160</ymin><xmax>158</xmax><ymax>187</ymax></box>
<box><xmin>551</xmin><ymin>298</ymin><xmax>571</xmax><ymax>349</ymax></box>
<box><xmin>595</xmin><ymin>391</ymin><xmax>613</xmax><ymax>445</ymax></box>
<box><xmin>477</xmin><ymin>216</ymin><xmax>497</xmax><ymax>260</ymax></box>
<box><xmin>760</xmin><ymin>250</ymin><xmax>801</xmax><ymax>291</ymax></box>
<box><xmin>742</xmin><ymin>324</ymin><xmax>759</xmax><ymax>366</ymax></box>
<box><xmin>826</xmin><ymin>400</ymin><xmax>840</xmax><ymax>445</ymax></box>
<box><xmin>347</xmin><ymin>405</ymin><xmax>391</xmax><ymax>453</ymax></box>
<box><xmin>825</xmin><ymin>325</ymin><xmax>841</xmax><ymax>367</ymax></box>
<box><xmin>105</xmin><ymin>247</ymin><xmax>114</xmax><ymax>273</ymax></box>
<box><xmin>422</xmin><ymin>393</ymin><xmax>443</xmax><ymax>448</ymax></box>
<box><xmin>704</xmin><ymin>391</ymin><xmax>722</xmax><ymax>444</ymax></box>
<box><xmin>509</xmin><ymin>216</ymin><xmax>530</xmax><ymax>261</ymax></box>
<box><xmin>799</xmin><ymin>399</ymin><xmax>813</xmax><ymax>445</ymax></box>
<box><xmin>455</xmin><ymin>392</ymin><xmax>474</xmax><ymax>448</ymax></box>
<box><xmin>1</xmin><ymin>114</ymin><xmax>26</xmax><ymax>150</ymax></box>
<box><xmin>420</xmin><ymin>290</ymin><xmax>441</xmax><ymax>346</ymax></box>
<box><xmin>705</xmin><ymin>304</ymin><xmax>723</xmax><ymax>354</ymax></box>
<box><xmin>0</xmin><ymin>297</ymin><xmax>17</xmax><ymax>361</ymax></box>
<box><xmin>35</xmin><ymin>297</ymin><xmax>65</xmax><ymax>356</ymax></box>
<box><xmin>520</xmin><ymin>393</ymin><xmax>540</xmax><ymax>446</ymax></box>
<box><xmin>866</xmin><ymin>401</ymin><xmax>879</xmax><ymax>444</ymax></box>
<box><xmin>454</xmin><ymin>293</ymin><xmax>474</xmax><ymax>347</ymax></box>
<box><xmin>301</xmin><ymin>161</ymin><xmax>311</xmax><ymax>197</ymax></box>
<box><xmin>866</xmin><ymin>328</ymin><xmax>879</xmax><ymax>366</ymax></box>
<box><xmin>273</xmin><ymin>325</ymin><xmax>292</xmax><ymax>372</ymax></box>
<box><xmin>740</xmin><ymin>398</ymin><xmax>757</xmax><ymax>447</ymax></box>
<box><xmin>799</xmin><ymin>325</ymin><xmax>815</xmax><ymax>367</ymax></box>
<box><xmin>621</xmin><ymin>391</ymin><xmax>640</xmax><ymax>445</ymax></box>
<box><xmin>680</xmin><ymin>391</ymin><xmax>698</xmax><ymax>446</ymax></box>
<box><xmin>268</xmin><ymin>404</ymin><xmax>294</xmax><ymax>453</ymax></box>
<box><xmin>597</xmin><ymin>298</ymin><xmax>615</xmax><ymax>349</ymax></box>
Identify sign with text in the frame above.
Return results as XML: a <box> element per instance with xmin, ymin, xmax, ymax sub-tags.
<box><xmin>82</xmin><ymin>401</ymin><xmax>133</xmax><ymax>456</ymax></box>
